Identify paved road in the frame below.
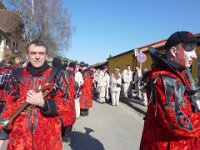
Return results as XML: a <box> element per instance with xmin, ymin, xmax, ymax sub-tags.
<box><xmin>64</xmin><ymin>100</ymin><xmax>144</xmax><ymax>150</ymax></box>
<box><xmin>2</xmin><ymin>100</ymin><xmax>144</xmax><ymax>150</ymax></box>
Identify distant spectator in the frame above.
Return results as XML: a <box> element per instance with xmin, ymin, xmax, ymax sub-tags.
<box><xmin>110</xmin><ymin>67</ymin><xmax>121</xmax><ymax>106</ymax></box>
<box><xmin>74</xmin><ymin>64</ymin><xmax>84</xmax><ymax>118</ymax></box>
<box><xmin>97</xmin><ymin>65</ymin><xmax>110</xmax><ymax>103</ymax></box>
<box><xmin>122</xmin><ymin>65</ymin><xmax>133</xmax><ymax>98</ymax></box>
<box><xmin>134</xmin><ymin>66</ymin><xmax>142</xmax><ymax>98</ymax></box>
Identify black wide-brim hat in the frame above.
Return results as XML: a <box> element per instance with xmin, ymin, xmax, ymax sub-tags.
<box><xmin>79</xmin><ymin>61</ymin><xmax>86</xmax><ymax>67</ymax></box>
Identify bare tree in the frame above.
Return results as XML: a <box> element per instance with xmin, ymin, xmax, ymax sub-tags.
<box><xmin>4</xmin><ymin>0</ymin><xmax>73</xmax><ymax>56</ymax></box>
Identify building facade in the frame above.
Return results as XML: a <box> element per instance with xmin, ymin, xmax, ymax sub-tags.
<box><xmin>0</xmin><ymin>9</ymin><xmax>25</xmax><ymax>61</ymax></box>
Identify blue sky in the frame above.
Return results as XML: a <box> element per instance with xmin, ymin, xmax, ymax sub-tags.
<box><xmin>64</xmin><ymin>0</ymin><xmax>200</xmax><ymax>65</ymax></box>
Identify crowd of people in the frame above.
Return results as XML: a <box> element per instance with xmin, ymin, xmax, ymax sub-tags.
<box><xmin>93</xmin><ymin>64</ymin><xmax>147</xmax><ymax>106</ymax></box>
<box><xmin>0</xmin><ymin>30</ymin><xmax>200</xmax><ymax>150</ymax></box>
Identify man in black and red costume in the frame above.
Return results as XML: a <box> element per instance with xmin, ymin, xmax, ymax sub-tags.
<box><xmin>0</xmin><ymin>41</ymin><xmax>71</xmax><ymax>150</ymax></box>
<box><xmin>140</xmin><ymin>31</ymin><xmax>200</xmax><ymax>150</ymax></box>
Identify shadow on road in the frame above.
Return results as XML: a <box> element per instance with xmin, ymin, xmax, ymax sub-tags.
<box><xmin>70</xmin><ymin>127</ymin><xmax>105</xmax><ymax>150</ymax></box>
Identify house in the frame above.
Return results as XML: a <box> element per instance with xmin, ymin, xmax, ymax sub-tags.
<box><xmin>0</xmin><ymin>9</ymin><xmax>25</xmax><ymax>61</ymax></box>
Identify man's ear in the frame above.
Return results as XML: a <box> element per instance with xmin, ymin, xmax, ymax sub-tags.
<box><xmin>46</xmin><ymin>55</ymin><xmax>48</xmax><ymax>60</ymax></box>
<box><xmin>169</xmin><ymin>47</ymin><xmax>177</xmax><ymax>57</ymax></box>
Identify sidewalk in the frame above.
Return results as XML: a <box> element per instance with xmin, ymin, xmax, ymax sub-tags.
<box><xmin>120</xmin><ymin>96</ymin><xmax>147</xmax><ymax>115</ymax></box>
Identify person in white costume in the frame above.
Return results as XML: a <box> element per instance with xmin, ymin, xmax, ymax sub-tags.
<box><xmin>110</xmin><ymin>67</ymin><xmax>121</xmax><ymax>106</ymax></box>
<box><xmin>93</xmin><ymin>68</ymin><xmax>99</xmax><ymax>98</ymax></box>
<box><xmin>134</xmin><ymin>66</ymin><xmax>142</xmax><ymax>98</ymax></box>
<box><xmin>122</xmin><ymin>65</ymin><xmax>133</xmax><ymax>98</ymax></box>
<box><xmin>74</xmin><ymin>64</ymin><xmax>84</xmax><ymax>118</ymax></box>
<box><xmin>97</xmin><ymin>65</ymin><xmax>110</xmax><ymax>103</ymax></box>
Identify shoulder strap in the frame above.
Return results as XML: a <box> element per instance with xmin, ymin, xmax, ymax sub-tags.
<box><xmin>12</xmin><ymin>68</ymin><xmax>24</xmax><ymax>84</ymax></box>
<box><xmin>47</xmin><ymin>65</ymin><xmax>63</xmax><ymax>83</ymax></box>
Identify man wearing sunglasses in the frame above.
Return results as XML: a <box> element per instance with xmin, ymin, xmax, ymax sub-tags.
<box><xmin>140</xmin><ymin>31</ymin><xmax>200</xmax><ymax>150</ymax></box>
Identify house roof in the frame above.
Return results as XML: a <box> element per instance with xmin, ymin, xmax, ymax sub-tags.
<box><xmin>107</xmin><ymin>39</ymin><xmax>166</xmax><ymax>60</ymax></box>
<box><xmin>0</xmin><ymin>9</ymin><xmax>24</xmax><ymax>33</ymax></box>
<box><xmin>90</xmin><ymin>61</ymin><xmax>107</xmax><ymax>68</ymax></box>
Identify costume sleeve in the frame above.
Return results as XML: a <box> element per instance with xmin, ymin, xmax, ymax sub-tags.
<box><xmin>151</xmin><ymin>74</ymin><xmax>200</xmax><ymax>138</ymax></box>
<box><xmin>0</xmin><ymin>76</ymin><xmax>23</xmax><ymax>139</ymax></box>
<box><xmin>0</xmin><ymin>129</ymin><xmax>10</xmax><ymax>140</ymax></box>
<box><xmin>40</xmin><ymin>99</ymin><xmax>57</xmax><ymax>116</ymax></box>
<box><xmin>0</xmin><ymin>95</ymin><xmax>24</xmax><ymax>123</ymax></box>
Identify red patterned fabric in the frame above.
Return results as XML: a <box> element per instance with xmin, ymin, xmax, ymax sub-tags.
<box><xmin>140</xmin><ymin>69</ymin><xmax>200</xmax><ymax>150</ymax></box>
<box><xmin>61</xmin><ymin>71</ymin><xmax>76</xmax><ymax>126</ymax></box>
<box><xmin>0</xmin><ymin>65</ymin><xmax>16</xmax><ymax>102</ymax></box>
<box><xmin>79</xmin><ymin>69</ymin><xmax>93</xmax><ymax>109</ymax></box>
<box><xmin>0</xmin><ymin>67</ymin><xmax>68</xmax><ymax>150</ymax></box>
<box><xmin>88</xmin><ymin>69</ymin><xmax>94</xmax><ymax>108</ymax></box>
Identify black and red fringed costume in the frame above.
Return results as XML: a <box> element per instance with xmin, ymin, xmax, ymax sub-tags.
<box><xmin>0</xmin><ymin>62</ymin><xmax>71</xmax><ymax>150</ymax></box>
<box><xmin>140</xmin><ymin>48</ymin><xmax>200</xmax><ymax>150</ymax></box>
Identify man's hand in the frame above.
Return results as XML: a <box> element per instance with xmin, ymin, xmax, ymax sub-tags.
<box><xmin>26</xmin><ymin>90</ymin><xmax>45</xmax><ymax>107</ymax></box>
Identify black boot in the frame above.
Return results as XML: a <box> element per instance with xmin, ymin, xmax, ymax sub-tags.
<box><xmin>80</xmin><ymin>109</ymin><xmax>89</xmax><ymax>116</ymax></box>
<box><xmin>62</xmin><ymin>125</ymin><xmax>72</xmax><ymax>143</ymax></box>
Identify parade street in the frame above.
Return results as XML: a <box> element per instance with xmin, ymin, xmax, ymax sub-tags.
<box><xmin>63</xmin><ymin>100</ymin><xmax>144</xmax><ymax>150</ymax></box>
